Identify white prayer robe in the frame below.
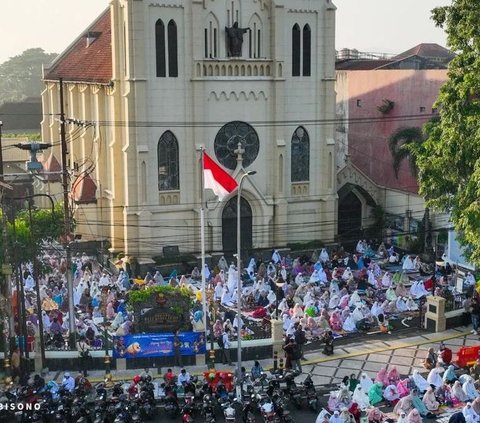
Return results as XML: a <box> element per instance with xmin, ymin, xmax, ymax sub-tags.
<box><xmin>410</xmin><ymin>281</ymin><xmax>430</xmax><ymax>299</ymax></box>
<box><xmin>427</xmin><ymin>367</ymin><xmax>444</xmax><ymax>388</ymax></box>
<box><xmin>320</xmin><ymin>249</ymin><xmax>329</xmax><ymax>263</ymax></box>
<box><xmin>352</xmin><ymin>385</ymin><xmax>370</xmax><ymax>410</ymax></box>
<box><xmin>402</xmin><ymin>256</ymin><xmax>415</xmax><ymax>271</ymax></box>
<box><xmin>359</xmin><ymin>373</ymin><xmax>373</xmax><ymax>392</ymax></box>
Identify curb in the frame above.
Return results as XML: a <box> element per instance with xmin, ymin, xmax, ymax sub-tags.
<box><xmin>301</xmin><ymin>329</ymin><xmax>471</xmax><ymax>365</ymax></box>
<box><xmin>84</xmin><ymin>330</ymin><xmax>471</xmax><ymax>383</ymax></box>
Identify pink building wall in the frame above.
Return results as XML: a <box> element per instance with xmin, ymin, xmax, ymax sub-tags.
<box><xmin>338</xmin><ymin>69</ymin><xmax>447</xmax><ymax>193</ymax></box>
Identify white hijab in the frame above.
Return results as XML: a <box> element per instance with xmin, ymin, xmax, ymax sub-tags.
<box><xmin>412</xmin><ymin>369</ymin><xmax>430</xmax><ymax>392</ymax></box>
<box><xmin>427</xmin><ymin>367</ymin><xmax>444</xmax><ymax>388</ymax></box>
<box><xmin>352</xmin><ymin>385</ymin><xmax>370</xmax><ymax>410</ymax></box>
<box><xmin>359</xmin><ymin>373</ymin><xmax>373</xmax><ymax>392</ymax></box>
<box><xmin>463</xmin><ymin>376</ymin><xmax>479</xmax><ymax>400</ymax></box>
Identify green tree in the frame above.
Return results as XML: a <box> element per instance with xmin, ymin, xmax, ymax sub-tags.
<box><xmin>0</xmin><ymin>48</ymin><xmax>57</xmax><ymax>104</ymax></box>
<box><xmin>388</xmin><ymin>126</ymin><xmax>424</xmax><ymax>178</ymax></box>
<box><xmin>411</xmin><ymin>0</ymin><xmax>480</xmax><ymax>265</ymax></box>
<box><xmin>0</xmin><ymin>202</ymin><xmax>65</xmax><ymax>275</ymax></box>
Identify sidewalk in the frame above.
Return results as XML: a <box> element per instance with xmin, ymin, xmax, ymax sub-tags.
<box><xmin>43</xmin><ymin>327</ymin><xmax>473</xmax><ymax>384</ymax></box>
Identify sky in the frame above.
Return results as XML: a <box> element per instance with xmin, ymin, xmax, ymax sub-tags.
<box><xmin>1</xmin><ymin>0</ymin><xmax>451</xmax><ymax>65</ymax></box>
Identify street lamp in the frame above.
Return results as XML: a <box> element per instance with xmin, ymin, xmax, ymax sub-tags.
<box><xmin>101</xmin><ymin>289</ymin><xmax>111</xmax><ymax>378</ymax></box>
<box><xmin>236</xmin><ymin>170</ymin><xmax>256</xmax><ymax>378</ymax></box>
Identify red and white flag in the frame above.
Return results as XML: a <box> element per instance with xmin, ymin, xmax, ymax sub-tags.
<box><xmin>203</xmin><ymin>151</ymin><xmax>238</xmax><ymax>200</ymax></box>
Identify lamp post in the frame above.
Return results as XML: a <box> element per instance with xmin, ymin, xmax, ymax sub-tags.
<box><xmin>101</xmin><ymin>289</ymin><xmax>111</xmax><ymax>379</ymax></box>
<box><xmin>236</xmin><ymin>171</ymin><xmax>256</xmax><ymax>378</ymax></box>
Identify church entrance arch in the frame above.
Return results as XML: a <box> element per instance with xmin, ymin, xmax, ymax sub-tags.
<box><xmin>338</xmin><ymin>190</ymin><xmax>362</xmax><ymax>249</ymax></box>
<box><xmin>222</xmin><ymin>196</ymin><xmax>252</xmax><ymax>255</ymax></box>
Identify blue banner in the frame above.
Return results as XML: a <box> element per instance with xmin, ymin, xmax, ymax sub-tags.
<box><xmin>112</xmin><ymin>332</ymin><xmax>206</xmax><ymax>359</ymax></box>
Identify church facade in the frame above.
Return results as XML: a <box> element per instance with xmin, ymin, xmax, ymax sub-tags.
<box><xmin>41</xmin><ymin>0</ymin><xmax>337</xmax><ymax>258</ymax></box>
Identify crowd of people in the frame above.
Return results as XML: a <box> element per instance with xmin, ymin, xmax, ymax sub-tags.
<box><xmin>8</xmin><ymin>239</ymin><xmax>472</xmax><ymax>380</ymax></box>
<box><xmin>316</xmin><ymin>340</ymin><xmax>480</xmax><ymax>423</ymax></box>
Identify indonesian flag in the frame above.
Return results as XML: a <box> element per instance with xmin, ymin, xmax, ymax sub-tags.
<box><xmin>203</xmin><ymin>151</ymin><xmax>238</xmax><ymax>200</ymax></box>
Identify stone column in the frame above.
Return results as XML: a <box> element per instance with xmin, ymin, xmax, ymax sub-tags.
<box><xmin>271</xmin><ymin>319</ymin><xmax>284</xmax><ymax>358</ymax></box>
<box><xmin>424</xmin><ymin>296</ymin><xmax>446</xmax><ymax>332</ymax></box>
<box><xmin>34</xmin><ymin>332</ymin><xmax>42</xmax><ymax>373</ymax></box>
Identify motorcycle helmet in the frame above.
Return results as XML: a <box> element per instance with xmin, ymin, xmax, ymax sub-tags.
<box><xmin>133</xmin><ymin>375</ymin><xmax>141</xmax><ymax>384</ymax></box>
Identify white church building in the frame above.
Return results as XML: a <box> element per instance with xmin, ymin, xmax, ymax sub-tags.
<box><xmin>40</xmin><ymin>0</ymin><xmax>338</xmax><ymax>258</ymax></box>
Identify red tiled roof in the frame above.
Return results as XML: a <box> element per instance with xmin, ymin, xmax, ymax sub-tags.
<box><xmin>393</xmin><ymin>43</ymin><xmax>454</xmax><ymax>61</ymax></box>
<box><xmin>44</xmin><ymin>9</ymin><xmax>112</xmax><ymax>84</ymax></box>
<box><xmin>336</xmin><ymin>59</ymin><xmax>393</xmax><ymax>71</ymax></box>
<box><xmin>71</xmin><ymin>174</ymin><xmax>97</xmax><ymax>204</ymax></box>
<box><xmin>40</xmin><ymin>153</ymin><xmax>62</xmax><ymax>182</ymax></box>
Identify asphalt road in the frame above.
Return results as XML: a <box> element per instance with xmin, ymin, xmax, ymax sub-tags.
<box><xmin>150</xmin><ymin>405</ymin><xmax>321</xmax><ymax>422</ymax></box>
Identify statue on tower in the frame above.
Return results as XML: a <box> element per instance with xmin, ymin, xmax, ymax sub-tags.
<box><xmin>225</xmin><ymin>22</ymin><xmax>249</xmax><ymax>57</ymax></box>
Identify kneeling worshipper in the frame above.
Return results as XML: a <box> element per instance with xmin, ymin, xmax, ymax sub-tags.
<box><xmin>402</xmin><ymin>255</ymin><xmax>416</xmax><ymax>271</ymax></box>
<box><xmin>410</xmin><ymin>389</ymin><xmax>432</xmax><ymax>418</ymax></box>
<box><xmin>387</xmin><ymin>367</ymin><xmax>401</xmax><ymax>385</ymax></box>
<box><xmin>340</xmin><ymin>407</ymin><xmax>355</xmax><ymax>423</ymax></box>
<box><xmin>472</xmin><ymin>398</ymin><xmax>480</xmax><ymax>417</ymax></box>
<box><xmin>368</xmin><ymin>382</ymin><xmax>384</xmax><ymax>406</ymax></box>
<box><xmin>320</xmin><ymin>248</ymin><xmax>329</xmax><ymax>264</ymax></box>
<box><xmin>348</xmin><ymin>403</ymin><xmax>361</xmax><ymax>423</ymax></box>
<box><xmin>397</xmin><ymin>378</ymin><xmax>410</xmax><ymax>398</ymax></box>
<box><xmin>463</xmin><ymin>375</ymin><xmax>480</xmax><ymax>401</ymax></box>
<box><xmin>382</xmin><ymin>272</ymin><xmax>392</xmax><ymax>288</ymax></box>
<box><xmin>342</xmin><ymin>312</ymin><xmax>357</xmax><ymax>333</ymax></box>
<box><xmin>463</xmin><ymin>402</ymin><xmax>480</xmax><ymax>422</ymax></box>
<box><xmin>349</xmin><ymin>374</ymin><xmax>360</xmax><ymax>392</ymax></box>
<box><xmin>329</xmin><ymin>410</ymin><xmax>344</xmax><ymax>423</ymax></box>
<box><xmin>337</xmin><ymin>385</ymin><xmax>353</xmax><ymax>408</ymax></box>
<box><xmin>383</xmin><ymin>384</ymin><xmax>400</xmax><ymax>404</ymax></box>
<box><xmin>386</xmin><ymin>286</ymin><xmax>397</xmax><ymax>302</ymax></box>
<box><xmin>411</xmin><ymin>370</ymin><xmax>430</xmax><ymax>393</ymax></box>
<box><xmin>394</xmin><ymin>392</ymin><xmax>414</xmax><ymax>416</ymax></box>
<box><xmin>444</xmin><ymin>365</ymin><xmax>458</xmax><ymax>384</ymax></box>
<box><xmin>397</xmin><ymin>411</ymin><xmax>408</xmax><ymax>423</ymax></box>
<box><xmin>407</xmin><ymin>409</ymin><xmax>423</xmax><ymax>423</ymax></box>
<box><xmin>342</xmin><ymin>267</ymin><xmax>353</xmax><ymax>281</ymax></box>
<box><xmin>375</xmin><ymin>368</ymin><xmax>389</xmax><ymax>387</ymax></box>
<box><xmin>360</xmin><ymin>373</ymin><xmax>374</xmax><ymax>393</ymax></box>
<box><xmin>410</xmin><ymin>279</ymin><xmax>430</xmax><ymax>299</ymax></box>
<box><xmin>453</xmin><ymin>380</ymin><xmax>469</xmax><ymax>402</ymax></box>
<box><xmin>423</xmin><ymin>386</ymin><xmax>440</xmax><ymax>411</ymax></box>
<box><xmin>427</xmin><ymin>363</ymin><xmax>444</xmax><ymax>388</ymax></box>
<box><xmin>396</xmin><ymin>297</ymin><xmax>410</xmax><ymax>313</ymax></box>
<box><xmin>352</xmin><ymin>385</ymin><xmax>370</xmax><ymax>410</ymax></box>
<box><xmin>366</xmin><ymin>407</ymin><xmax>385</xmax><ymax>423</ymax></box>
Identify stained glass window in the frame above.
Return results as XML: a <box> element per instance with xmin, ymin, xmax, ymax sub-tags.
<box><xmin>158</xmin><ymin>131</ymin><xmax>179</xmax><ymax>191</ymax></box>
<box><xmin>291</xmin><ymin>126</ymin><xmax>310</xmax><ymax>182</ymax></box>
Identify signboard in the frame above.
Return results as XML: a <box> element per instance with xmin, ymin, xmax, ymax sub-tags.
<box><xmin>134</xmin><ymin>291</ymin><xmax>193</xmax><ymax>332</ymax></box>
<box><xmin>112</xmin><ymin>332</ymin><xmax>206</xmax><ymax>359</ymax></box>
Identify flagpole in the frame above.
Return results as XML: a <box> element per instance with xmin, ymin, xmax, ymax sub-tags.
<box><xmin>200</xmin><ymin>147</ymin><xmax>208</xmax><ymax>363</ymax></box>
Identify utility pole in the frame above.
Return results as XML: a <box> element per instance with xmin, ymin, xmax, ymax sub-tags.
<box><xmin>59</xmin><ymin>79</ymin><xmax>76</xmax><ymax>348</ymax></box>
<box><xmin>0</xmin><ymin>121</ymin><xmax>14</xmax><ymax>381</ymax></box>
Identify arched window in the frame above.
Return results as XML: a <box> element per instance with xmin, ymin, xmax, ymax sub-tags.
<box><xmin>204</xmin><ymin>13</ymin><xmax>219</xmax><ymax>58</ymax></box>
<box><xmin>248</xmin><ymin>14</ymin><xmax>262</xmax><ymax>59</ymax></box>
<box><xmin>155</xmin><ymin>19</ymin><xmax>166</xmax><ymax>77</ymax></box>
<box><xmin>291</xmin><ymin>126</ymin><xmax>310</xmax><ymax>182</ymax></box>
<box><xmin>168</xmin><ymin>20</ymin><xmax>178</xmax><ymax>77</ymax></box>
<box><xmin>158</xmin><ymin>131</ymin><xmax>179</xmax><ymax>191</ymax></box>
<box><xmin>292</xmin><ymin>24</ymin><xmax>301</xmax><ymax>77</ymax></box>
<box><xmin>302</xmin><ymin>24</ymin><xmax>311</xmax><ymax>76</ymax></box>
